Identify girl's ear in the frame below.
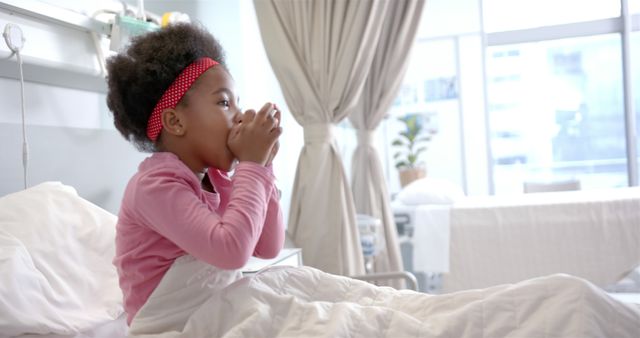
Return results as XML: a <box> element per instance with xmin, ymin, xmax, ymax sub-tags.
<box><xmin>161</xmin><ymin>108</ymin><xmax>186</xmax><ymax>137</ymax></box>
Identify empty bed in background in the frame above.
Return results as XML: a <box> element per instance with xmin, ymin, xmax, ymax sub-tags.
<box><xmin>393</xmin><ymin>187</ymin><xmax>640</xmax><ymax>293</ymax></box>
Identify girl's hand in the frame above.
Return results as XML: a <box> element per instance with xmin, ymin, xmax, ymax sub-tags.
<box><xmin>228</xmin><ymin>102</ymin><xmax>282</xmax><ymax>166</ymax></box>
<box><xmin>265</xmin><ymin>108</ymin><xmax>281</xmax><ymax>166</ymax></box>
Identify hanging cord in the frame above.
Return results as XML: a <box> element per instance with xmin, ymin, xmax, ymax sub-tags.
<box><xmin>3</xmin><ymin>24</ymin><xmax>28</xmax><ymax>189</ymax></box>
<box><xmin>17</xmin><ymin>51</ymin><xmax>27</xmax><ymax>190</ymax></box>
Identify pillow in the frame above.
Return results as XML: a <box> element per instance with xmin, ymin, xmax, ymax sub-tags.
<box><xmin>396</xmin><ymin>177</ymin><xmax>465</xmax><ymax>205</ymax></box>
<box><xmin>0</xmin><ymin>182</ymin><xmax>123</xmax><ymax>336</ymax></box>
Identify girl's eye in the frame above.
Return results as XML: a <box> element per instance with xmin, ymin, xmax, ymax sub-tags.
<box><xmin>218</xmin><ymin>100</ymin><xmax>230</xmax><ymax>108</ymax></box>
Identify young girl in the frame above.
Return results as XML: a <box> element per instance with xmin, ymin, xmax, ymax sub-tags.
<box><xmin>106</xmin><ymin>22</ymin><xmax>284</xmax><ymax>327</ymax></box>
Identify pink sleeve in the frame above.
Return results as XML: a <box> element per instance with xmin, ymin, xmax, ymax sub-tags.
<box><xmin>206</xmin><ymin>164</ymin><xmax>284</xmax><ymax>258</ymax></box>
<box><xmin>252</xmin><ymin>182</ymin><xmax>285</xmax><ymax>258</ymax></box>
<box><xmin>133</xmin><ymin>163</ymin><xmax>273</xmax><ymax>270</ymax></box>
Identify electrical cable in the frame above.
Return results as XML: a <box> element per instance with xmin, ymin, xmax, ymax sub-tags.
<box><xmin>3</xmin><ymin>23</ymin><xmax>28</xmax><ymax>189</ymax></box>
<box><xmin>17</xmin><ymin>51</ymin><xmax>28</xmax><ymax>190</ymax></box>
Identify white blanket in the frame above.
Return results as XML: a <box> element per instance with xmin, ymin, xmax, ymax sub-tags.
<box><xmin>129</xmin><ymin>257</ymin><xmax>640</xmax><ymax>338</ymax></box>
<box><xmin>0</xmin><ymin>182</ymin><xmax>123</xmax><ymax>336</ymax></box>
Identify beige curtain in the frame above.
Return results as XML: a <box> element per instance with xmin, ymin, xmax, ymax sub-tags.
<box><xmin>254</xmin><ymin>0</ymin><xmax>389</xmax><ymax>276</ymax></box>
<box><xmin>349</xmin><ymin>0</ymin><xmax>426</xmax><ymax>286</ymax></box>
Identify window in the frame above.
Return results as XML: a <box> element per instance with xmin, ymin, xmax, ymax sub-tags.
<box><xmin>387</xmin><ymin>0</ymin><xmax>638</xmax><ymax>195</ymax></box>
<box><xmin>483</xmin><ymin>0</ymin><xmax>620</xmax><ymax>33</ymax></box>
<box><xmin>385</xmin><ymin>38</ymin><xmax>464</xmax><ymax>194</ymax></box>
<box><xmin>632</xmin><ymin>31</ymin><xmax>640</xmax><ymax>182</ymax></box>
<box><xmin>486</xmin><ymin>34</ymin><xmax>627</xmax><ymax>193</ymax></box>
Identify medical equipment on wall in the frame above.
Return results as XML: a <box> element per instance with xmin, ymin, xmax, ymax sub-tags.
<box><xmin>108</xmin><ymin>14</ymin><xmax>158</xmax><ymax>52</ymax></box>
<box><xmin>108</xmin><ymin>10</ymin><xmax>190</xmax><ymax>52</ymax></box>
<box><xmin>96</xmin><ymin>2</ymin><xmax>191</xmax><ymax>66</ymax></box>
<box><xmin>3</xmin><ymin>23</ymin><xmax>28</xmax><ymax>189</ymax></box>
<box><xmin>160</xmin><ymin>12</ymin><xmax>191</xmax><ymax>27</ymax></box>
<box><xmin>0</xmin><ymin>1</ymin><xmax>191</xmax><ymax>189</ymax></box>
<box><xmin>2</xmin><ymin>0</ymin><xmax>191</xmax><ymax>77</ymax></box>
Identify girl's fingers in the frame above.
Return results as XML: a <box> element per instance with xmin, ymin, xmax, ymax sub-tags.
<box><xmin>273</xmin><ymin>109</ymin><xmax>281</xmax><ymax>127</ymax></box>
<box><xmin>270</xmin><ymin>126</ymin><xmax>283</xmax><ymax>138</ymax></box>
<box><xmin>257</xmin><ymin>102</ymin><xmax>277</xmax><ymax>121</ymax></box>
<box><xmin>259</xmin><ymin>102</ymin><xmax>273</xmax><ymax>115</ymax></box>
<box><xmin>242</xmin><ymin>109</ymin><xmax>256</xmax><ymax>123</ymax></box>
<box><xmin>265</xmin><ymin>113</ymin><xmax>277</xmax><ymax>129</ymax></box>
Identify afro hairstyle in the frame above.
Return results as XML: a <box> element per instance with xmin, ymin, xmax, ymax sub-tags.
<box><xmin>106</xmin><ymin>22</ymin><xmax>227</xmax><ymax>152</ymax></box>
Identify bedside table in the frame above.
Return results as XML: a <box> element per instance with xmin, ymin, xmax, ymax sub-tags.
<box><xmin>242</xmin><ymin>248</ymin><xmax>303</xmax><ymax>275</ymax></box>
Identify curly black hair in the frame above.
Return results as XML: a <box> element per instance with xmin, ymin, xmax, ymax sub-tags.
<box><xmin>106</xmin><ymin>22</ymin><xmax>227</xmax><ymax>152</ymax></box>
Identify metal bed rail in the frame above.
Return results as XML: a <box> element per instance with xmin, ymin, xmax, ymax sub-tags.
<box><xmin>351</xmin><ymin>271</ymin><xmax>419</xmax><ymax>291</ymax></box>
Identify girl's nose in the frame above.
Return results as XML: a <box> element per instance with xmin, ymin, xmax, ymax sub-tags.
<box><xmin>232</xmin><ymin>110</ymin><xmax>243</xmax><ymax>124</ymax></box>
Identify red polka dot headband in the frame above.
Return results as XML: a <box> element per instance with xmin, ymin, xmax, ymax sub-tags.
<box><xmin>146</xmin><ymin>57</ymin><xmax>219</xmax><ymax>142</ymax></box>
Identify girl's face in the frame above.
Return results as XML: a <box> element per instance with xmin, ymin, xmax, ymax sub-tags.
<box><xmin>178</xmin><ymin>66</ymin><xmax>240</xmax><ymax>172</ymax></box>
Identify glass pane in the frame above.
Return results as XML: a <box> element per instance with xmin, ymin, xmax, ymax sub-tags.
<box><xmin>385</xmin><ymin>38</ymin><xmax>464</xmax><ymax>194</ymax></box>
<box><xmin>632</xmin><ymin>32</ymin><xmax>640</xmax><ymax>183</ymax></box>
<box><xmin>486</xmin><ymin>34</ymin><xmax>627</xmax><ymax>194</ymax></box>
<box><xmin>631</xmin><ymin>0</ymin><xmax>640</xmax><ymax>15</ymax></box>
<box><xmin>420</xmin><ymin>0</ymin><xmax>481</xmax><ymax>37</ymax></box>
<box><xmin>483</xmin><ymin>0</ymin><xmax>620</xmax><ymax>33</ymax></box>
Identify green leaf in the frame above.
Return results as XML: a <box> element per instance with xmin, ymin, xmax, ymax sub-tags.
<box><xmin>402</xmin><ymin>132</ymin><xmax>417</xmax><ymax>144</ymax></box>
<box><xmin>391</xmin><ymin>139</ymin><xmax>404</xmax><ymax>147</ymax></box>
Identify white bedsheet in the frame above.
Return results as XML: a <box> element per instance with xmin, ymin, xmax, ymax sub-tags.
<box><xmin>128</xmin><ymin>255</ymin><xmax>640</xmax><ymax>338</ymax></box>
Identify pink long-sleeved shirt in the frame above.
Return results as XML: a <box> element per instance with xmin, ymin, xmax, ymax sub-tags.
<box><xmin>113</xmin><ymin>152</ymin><xmax>284</xmax><ymax>324</ymax></box>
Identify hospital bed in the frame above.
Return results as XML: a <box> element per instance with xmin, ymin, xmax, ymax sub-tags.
<box><xmin>0</xmin><ymin>182</ymin><xmax>415</xmax><ymax>337</ymax></box>
<box><xmin>2</xmin><ymin>182</ymin><xmax>639</xmax><ymax>337</ymax></box>
<box><xmin>392</xmin><ymin>187</ymin><xmax>640</xmax><ymax>293</ymax></box>
<box><xmin>0</xmin><ymin>182</ymin><xmax>303</xmax><ymax>338</ymax></box>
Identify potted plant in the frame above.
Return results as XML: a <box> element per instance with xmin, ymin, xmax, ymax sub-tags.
<box><xmin>391</xmin><ymin>113</ymin><xmax>437</xmax><ymax>187</ymax></box>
